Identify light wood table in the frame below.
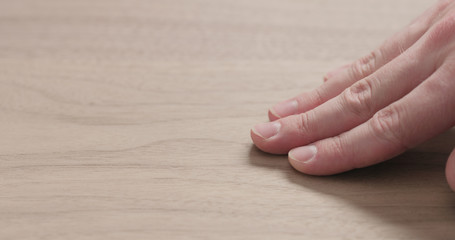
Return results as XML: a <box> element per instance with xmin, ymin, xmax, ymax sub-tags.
<box><xmin>1</xmin><ymin>0</ymin><xmax>455</xmax><ymax>239</ymax></box>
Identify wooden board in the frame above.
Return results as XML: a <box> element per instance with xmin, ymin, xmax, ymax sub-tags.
<box><xmin>1</xmin><ymin>0</ymin><xmax>454</xmax><ymax>239</ymax></box>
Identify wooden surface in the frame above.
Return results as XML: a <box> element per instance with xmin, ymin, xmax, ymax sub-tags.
<box><xmin>1</xmin><ymin>0</ymin><xmax>455</xmax><ymax>239</ymax></box>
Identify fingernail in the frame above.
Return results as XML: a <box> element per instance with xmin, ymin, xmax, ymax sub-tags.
<box><xmin>252</xmin><ymin>122</ymin><xmax>281</xmax><ymax>139</ymax></box>
<box><xmin>289</xmin><ymin>145</ymin><xmax>317</xmax><ymax>163</ymax></box>
<box><xmin>270</xmin><ymin>100</ymin><xmax>298</xmax><ymax>118</ymax></box>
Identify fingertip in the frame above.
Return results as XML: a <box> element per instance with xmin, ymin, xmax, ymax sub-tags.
<box><xmin>288</xmin><ymin>154</ymin><xmax>326</xmax><ymax>176</ymax></box>
<box><xmin>250</xmin><ymin>127</ymin><xmax>267</xmax><ymax>152</ymax></box>
<box><xmin>289</xmin><ymin>145</ymin><xmax>317</xmax><ymax>165</ymax></box>
<box><xmin>270</xmin><ymin>100</ymin><xmax>298</xmax><ymax>120</ymax></box>
<box><xmin>250</xmin><ymin>126</ymin><xmax>265</xmax><ymax>146</ymax></box>
<box><xmin>446</xmin><ymin>149</ymin><xmax>455</xmax><ymax>192</ymax></box>
<box><xmin>288</xmin><ymin>136</ymin><xmax>364</xmax><ymax>176</ymax></box>
<box><xmin>268</xmin><ymin>108</ymin><xmax>280</xmax><ymax>121</ymax></box>
<box><xmin>288</xmin><ymin>149</ymin><xmax>312</xmax><ymax>175</ymax></box>
<box><xmin>288</xmin><ymin>145</ymin><xmax>330</xmax><ymax>176</ymax></box>
<box><xmin>250</xmin><ymin>122</ymin><xmax>284</xmax><ymax>154</ymax></box>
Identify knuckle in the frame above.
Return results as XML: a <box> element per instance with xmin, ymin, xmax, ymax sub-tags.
<box><xmin>409</xmin><ymin>0</ymin><xmax>451</xmax><ymax>32</ymax></box>
<box><xmin>425</xmin><ymin>13</ymin><xmax>455</xmax><ymax>48</ymax></box>
<box><xmin>436</xmin><ymin>0</ymin><xmax>452</xmax><ymax>13</ymax></box>
<box><xmin>330</xmin><ymin>136</ymin><xmax>347</xmax><ymax>160</ymax></box>
<box><xmin>408</xmin><ymin>21</ymin><xmax>426</xmax><ymax>35</ymax></box>
<box><xmin>311</xmin><ymin>88</ymin><xmax>325</xmax><ymax>106</ymax></box>
<box><xmin>370</xmin><ymin>106</ymin><xmax>408</xmax><ymax>149</ymax></box>
<box><xmin>342</xmin><ymin>79</ymin><xmax>374</xmax><ymax>118</ymax></box>
<box><xmin>423</xmin><ymin>64</ymin><xmax>455</xmax><ymax>97</ymax></box>
<box><xmin>349</xmin><ymin>50</ymin><xmax>381</xmax><ymax>80</ymax></box>
<box><xmin>297</xmin><ymin>112</ymin><xmax>312</xmax><ymax>136</ymax></box>
<box><xmin>433</xmin><ymin>0</ymin><xmax>453</xmax><ymax>20</ymax></box>
<box><xmin>427</xmin><ymin>70</ymin><xmax>453</xmax><ymax>91</ymax></box>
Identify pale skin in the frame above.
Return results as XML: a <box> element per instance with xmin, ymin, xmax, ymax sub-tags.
<box><xmin>251</xmin><ymin>0</ymin><xmax>455</xmax><ymax>191</ymax></box>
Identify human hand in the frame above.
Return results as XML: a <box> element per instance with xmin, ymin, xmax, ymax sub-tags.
<box><xmin>251</xmin><ymin>0</ymin><xmax>455</xmax><ymax>191</ymax></box>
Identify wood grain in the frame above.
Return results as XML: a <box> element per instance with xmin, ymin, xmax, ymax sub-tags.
<box><xmin>1</xmin><ymin>0</ymin><xmax>454</xmax><ymax>239</ymax></box>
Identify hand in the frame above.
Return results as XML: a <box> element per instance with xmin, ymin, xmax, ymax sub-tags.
<box><xmin>250</xmin><ymin>0</ymin><xmax>455</xmax><ymax>191</ymax></box>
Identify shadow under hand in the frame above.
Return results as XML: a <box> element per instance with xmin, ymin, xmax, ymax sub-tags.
<box><xmin>249</xmin><ymin>146</ymin><xmax>455</xmax><ymax>240</ymax></box>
